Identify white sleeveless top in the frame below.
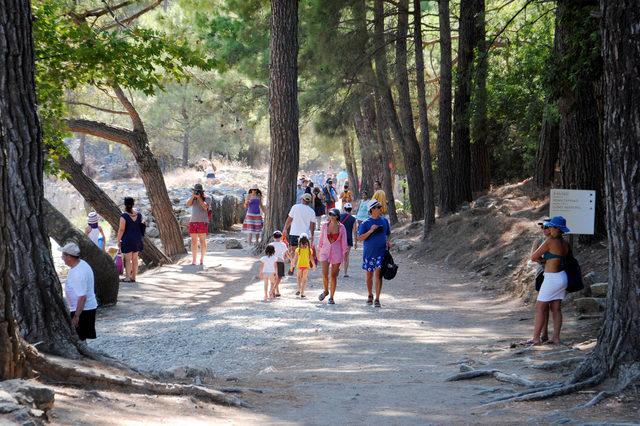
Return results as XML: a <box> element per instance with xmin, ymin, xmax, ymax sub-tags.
<box><xmin>87</xmin><ymin>227</ymin><xmax>101</xmax><ymax>247</ymax></box>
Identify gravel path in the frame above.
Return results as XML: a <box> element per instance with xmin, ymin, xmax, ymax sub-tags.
<box><xmin>89</xmin><ymin>233</ymin><xmax>589</xmax><ymax>424</ymax></box>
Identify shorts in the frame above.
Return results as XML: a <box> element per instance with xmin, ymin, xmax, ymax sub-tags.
<box><xmin>298</xmin><ymin>266</ymin><xmax>308</xmax><ymax>272</ymax></box>
<box><xmin>362</xmin><ymin>255</ymin><xmax>384</xmax><ymax>272</ymax></box>
<box><xmin>71</xmin><ymin>309</ymin><xmax>97</xmax><ymax>340</ymax></box>
<box><xmin>188</xmin><ymin>222</ymin><xmax>208</xmax><ymax>234</ymax></box>
<box><xmin>276</xmin><ymin>261</ymin><xmax>285</xmax><ymax>278</ymax></box>
<box><xmin>289</xmin><ymin>235</ymin><xmax>299</xmax><ymax>246</ymax></box>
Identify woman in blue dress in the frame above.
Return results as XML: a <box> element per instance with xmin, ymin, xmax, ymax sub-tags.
<box><xmin>116</xmin><ymin>197</ymin><xmax>144</xmax><ymax>282</ymax></box>
<box><xmin>357</xmin><ymin>199</ymin><xmax>391</xmax><ymax>307</ymax></box>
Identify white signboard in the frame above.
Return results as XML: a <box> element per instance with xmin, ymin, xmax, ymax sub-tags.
<box><xmin>549</xmin><ymin>189</ymin><xmax>595</xmax><ymax>235</ymax></box>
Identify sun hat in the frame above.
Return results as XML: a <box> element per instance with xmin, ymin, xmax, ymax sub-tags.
<box><xmin>328</xmin><ymin>208</ymin><xmax>340</xmax><ymax>217</ymax></box>
<box><xmin>367</xmin><ymin>199</ymin><xmax>382</xmax><ymax>212</ymax></box>
<box><xmin>301</xmin><ymin>193</ymin><xmax>312</xmax><ymax>202</ymax></box>
<box><xmin>249</xmin><ymin>184</ymin><xmax>259</xmax><ymax>190</ymax></box>
<box><xmin>59</xmin><ymin>242</ymin><xmax>80</xmax><ymax>257</ymax></box>
<box><xmin>543</xmin><ymin>216</ymin><xmax>570</xmax><ymax>233</ymax></box>
<box><xmin>87</xmin><ymin>212</ymin><xmax>99</xmax><ymax>224</ymax></box>
<box><xmin>344</xmin><ymin>202</ymin><xmax>353</xmax><ymax>210</ymax></box>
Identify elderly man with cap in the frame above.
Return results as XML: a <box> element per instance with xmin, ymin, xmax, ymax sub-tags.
<box><xmin>186</xmin><ymin>183</ymin><xmax>212</xmax><ymax>265</ymax></box>
<box><xmin>283</xmin><ymin>192</ymin><xmax>316</xmax><ymax>265</ymax></box>
<box><xmin>357</xmin><ymin>199</ymin><xmax>391</xmax><ymax>308</ymax></box>
<box><xmin>59</xmin><ymin>242</ymin><xmax>98</xmax><ymax>341</ymax></box>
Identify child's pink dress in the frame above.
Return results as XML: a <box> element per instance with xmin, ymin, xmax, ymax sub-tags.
<box><xmin>317</xmin><ymin>222</ymin><xmax>348</xmax><ymax>264</ymax></box>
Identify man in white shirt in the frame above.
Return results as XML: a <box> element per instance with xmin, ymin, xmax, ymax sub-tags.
<box><xmin>283</xmin><ymin>193</ymin><xmax>316</xmax><ymax>255</ymax></box>
<box><xmin>60</xmin><ymin>242</ymin><xmax>98</xmax><ymax>341</ymax></box>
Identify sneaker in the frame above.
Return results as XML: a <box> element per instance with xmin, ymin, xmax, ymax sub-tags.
<box><xmin>328</xmin><ymin>298</ymin><xmax>335</xmax><ymax>305</ymax></box>
<box><xmin>318</xmin><ymin>291</ymin><xmax>329</xmax><ymax>301</ymax></box>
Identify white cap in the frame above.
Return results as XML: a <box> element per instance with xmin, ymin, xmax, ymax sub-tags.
<box><xmin>299</xmin><ymin>233</ymin><xmax>309</xmax><ymax>239</ymax></box>
<box><xmin>344</xmin><ymin>203</ymin><xmax>352</xmax><ymax>210</ymax></box>
<box><xmin>59</xmin><ymin>242</ymin><xmax>80</xmax><ymax>257</ymax></box>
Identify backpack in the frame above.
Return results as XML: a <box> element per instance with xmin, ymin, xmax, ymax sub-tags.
<box><xmin>323</xmin><ymin>186</ymin><xmax>334</xmax><ymax>203</ymax></box>
<box><xmin>381</xmin><ymin>250</ymin><xmax>398</xmax><ymax>280</ymax></box>
<box><xmin>564</xmin><ymin>254</ymin><xmax>584</xmax><ymax>293</ymax></box>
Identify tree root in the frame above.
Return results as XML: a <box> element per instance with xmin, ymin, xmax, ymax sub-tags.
<box><xmin>24</xmin><ymin>346</ymin><xmax>246</xmax><ymax>407</ymax></box>
<box><xmin>530</xmin><ymin>357</ymin><xmax>586</xmax><ymax>371</ymax></box>
<box><xmin>446</xmin><ymin>365</ymin><xmax>555</xmax><ymax>388</ymax></box>
<box><xmin>578</xmin><ymin>367</ymin><xmax>640</xmax><ymax>408</ymax></box>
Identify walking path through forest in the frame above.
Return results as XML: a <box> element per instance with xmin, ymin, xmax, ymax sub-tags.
<box><xmin>52</xmin><ymin>231</ymin><xmax>633</xmax><ymax>424</ymax></box>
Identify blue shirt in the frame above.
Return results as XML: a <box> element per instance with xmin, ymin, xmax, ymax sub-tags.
<box><xmin>358</xmin><ymin>216</ymin><xmax>390</xmax><ymax>260</ymax></box>
<box><xmin>339</xmin><ymin>213</ymin><xmax>357</xmax><ymax>246</ymax></box>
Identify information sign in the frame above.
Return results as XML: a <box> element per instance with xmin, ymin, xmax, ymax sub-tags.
<box><xmin>549</xmin><ymin>189</ymin><xmax>596</xmax><ymax>235</ymax></box>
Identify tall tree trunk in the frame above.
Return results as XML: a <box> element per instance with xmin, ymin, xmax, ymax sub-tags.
<box><xmin>374</xmin><ymin>91</ymin><xmax>399</xmax><ymax>224</ymax></box>
<box><xmin>452</xmin><ymin>0</ymin><xmax>475</xmax><ymax>205</ymax></box>
<box><xmin>394</xmin><ymin>0</ymin><xmax>425</xmax><ymax>221</ymax></box>
<box><xmin>436</xmin><ymin>0</ymin><xmax>456</xmax><ymax>215</ymax></box>
<box><xmin>78</xmin><ymin>133</ymin><xmax>87</xmax><ymax>168</ymax></box>
<box><xmin>413</xmin><ymin>0</ymin><xmax>436</xmax><ymax>233</ymax></box>
<box><xmin>470</xmin><ymin>0</ymin><xmax>491</xmax><ymax>193</ymax></box>
<box><xmin>555</xmin><ymin>1</ymin><xmax>605</xmax><ymax>242</ymax></box>
<box><xmin>1</xmin><ymin>0</ymin><xmax>79</xmax><ymax>358</ymax></box>
<box><xmin>43</xmin><ymin>200</ymin><xmax>119</xmax><ymax>306</ymax></box>
<box><xmin>342</xmin><ymin>136</ymin><xmax>359</xmax><ymax>199</ymax></box>
<box><xmin>263</xmin><ymin>0</ymin><xmax>299</xmax><ymax>239</ymax></box>
<box><xmin>572</xmin><ymin>0</ymin><xmax>640</xmax><ymax>387</ymax></box>
<box><xmin>66</xmin><ymin>86</ymin><xmax>186</xmax><ymax>258</ymax></box>
<box><xmin>533</xmin><ymin>104</ymin><xmax>560</xmax><ymax>188</ymax></box>
<box><xmin>181</xmin><ymin>106</ymin><xmax>189</xmax><ymax>167</ymax></box>
<box><xmin>354</xmin><ymin>102</ymin><xmax>382</xmax><ymax>195</ymax></box>
<box><xmin>58</xmin><ymin>153</ymin><xmax>170</xmax><ymax>266</ymax></box>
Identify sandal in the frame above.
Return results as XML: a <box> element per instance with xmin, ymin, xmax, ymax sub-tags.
<box><xmin>275</xmin><ymin>293</ymin><xmax>281</xmax><ymax>298</ymax></box>
<box><xmin>121</xmin><ymin>277</ymin><xmax>133</xmax><ymax>283</ymax></box>
<box><xmin>366</xmin><ymin>295</ymin><xmax>374</xmax><ymax>305</ymax></box>
<box><xmin>318</xmin><ymin>291</ymin><xmax>329</xmax><ymax>301</ymax></box>
<box><xmin>328</xmin><ymin>298</ymin><xmax>335</xmax><ymax>305</ymax></box>
<box><xmin>300</xmin><ymin>294</ymin><xmax>306</xmax><ymax>298</ymax></box>
<box><xmin>295</xmin><ymin>291</ymin><xmax>300</xmax><ymax>296</ymax></box>
<box><xmin>374</xmin><ymin>300</ymin><xmax>381</xmax><ymax>308</ymax></box>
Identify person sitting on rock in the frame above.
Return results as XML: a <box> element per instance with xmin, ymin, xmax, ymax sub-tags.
<box><xmin>59</xmin><ymin>242</ymin><xmax>98</xmax><ymax>341</ymax></box>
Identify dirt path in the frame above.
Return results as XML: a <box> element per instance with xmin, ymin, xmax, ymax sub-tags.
<box><xmin>50</xmin><ymin>233</ymin><xmax>635</xmax><ymax>424</ymax></box>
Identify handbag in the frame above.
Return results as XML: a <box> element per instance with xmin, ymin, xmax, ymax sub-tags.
<box><xmin>381</xmin><ymin>249</ymin><xmax>398</xmax><ymax>280</ymax></box>
<box><xmin>535</xmin><ymin>269</ymin><xmax>544</xmax><ymax>291</ymax></box>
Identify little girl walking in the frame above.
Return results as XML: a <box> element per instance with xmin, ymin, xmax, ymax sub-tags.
<box><xmin>259</xmin><ymin>244</ymin><xmax>278</xmax><ymax>302</ymax></box>
<box><xmin>289</xmin><ymin>234</ymin><xmax>315</xmax><ymax>298</ymax></box>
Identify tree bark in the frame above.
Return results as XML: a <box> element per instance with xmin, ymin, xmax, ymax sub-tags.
<box><xmin>436</xmin><ymin>0</ymin><xmax>456</xmax><ymax>215</ymax></box>
<box><xmin>58</xmin><ymin>153</ymin><xmax>170</xmax><ymax>266</ymax></box>
<box><xmin>572</xmin><ymin>0</ymin><xmax>640</xmax><ymax>385</ymax></box>
<box><xmin>78</xmin><ymin>133</ymin><xmax>87</xmax><ymax>168</ymax></box>
<box><xmin>263</xmin><ymin>0</ymin><xmax>300</xmax><ymax>239</ymax></box>
<box><xmin>0</xmin><ymin>0</ymin><xmax>79</xmax><ymax>359</ymax></box>
<box><xmin>66</xmin><ymin>85</ymin><xmax>186</xmax><ymax>258</ymax></box>
<box><xmin>470</xmin><ymin>0</ymin><xmax>491</xmax><ymax>193</ymax></box>
<box><xmin>452</xmin><ymin>0</ymin><xmax>476</xmax><ymax>205</ymax></box>
<box><xmin>342</xmin><ymin>136</ymin><xmax>359</xmax><ymax>199</ymax></box>
<box><xmin>354</xmin><ymin>101</ymin><xmax>383</xmax><ymax>195</ymax></box>
<box><xmin>533</xmin><ymin>104</ymin><xmax>560</xmax><ymax>188</ymax></box>
<box><xmin>181</xmin><ymin>105</ymin><xmax>189</xmax><ymax>168</ymax></box>
<box><xmin>42</xmin><ymin>200</ymin><xmax>119</xmax><ymax>306</ymax></box>
<box><xmin>373</xmin><ymin>91</ymin><xmax>399</xmax><ymax>225</ymax></box>
<box><xmin>413</xmin><ymin>0</ymin><xmax>436</xmax><ymax>233</ymax></box>
<box><xmin>555</xmin><ymin>1</ymin><xmax>605</xmax><ymax>242</ymax></box>
<box><xmin>394</xmin><ymin>0</ymin><xmax>425</xmax><ymax>221</ymax></box>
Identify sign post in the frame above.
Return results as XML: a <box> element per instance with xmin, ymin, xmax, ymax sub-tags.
<box><xmin>549</xmin><ymin>189</ymin><xmax>595</xmax><ymax>249</ymax></box>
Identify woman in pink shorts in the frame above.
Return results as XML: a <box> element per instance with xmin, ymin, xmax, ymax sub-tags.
<box><xmin>317</xmin><ymin>208</ymin><xmax>349</xmax><ymax>304</ymax></box>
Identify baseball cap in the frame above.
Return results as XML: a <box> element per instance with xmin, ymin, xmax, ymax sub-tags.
<box><xmin>344</xmin><ymin>203</ymin><xmax>352</xmax><ymax>210</ymax></box>
<box><xmin>59</xmin><ymin>242</ymin><xmax>80</xmax><ymax>257</ymax></box>
<box><xmin>301</xmin><ymin>193</ymin><xmax>312</xmax><ymax>202</ymax></box>
<box><xmin>273</xmin><ymin>230</ymin><xmax>283</xmax><ymax>238</ymax></box>
<box><xmin>328</xmin><ymin>208</ymin><xmax>340</xmax><ymax>217</ymax></box>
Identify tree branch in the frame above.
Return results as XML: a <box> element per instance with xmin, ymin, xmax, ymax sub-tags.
<box><xmin>112</xmin><ymin>84</ymin><xmax>145</xmax><ymax>131</ymax></box>
<box><xmin>101</xmin><ymin>0</ymin><xmax>163</xmax><ymax>31</ymax></box>
<box><xmin>66</xmin><ymin>100</ymin><xmax>129</xmax><ymax>115</ymax></box>
<box><xmin>67</xmin><ymin>0</ymin><xmax>134</xmax><ymax>24</ymax></box>
<box><xmin>65</xmin><ymin>118</ymin><xmax>134</xmax><ymax>147</ymax></box>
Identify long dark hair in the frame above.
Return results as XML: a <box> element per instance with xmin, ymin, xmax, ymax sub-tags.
<box><xmin>124</xmin><ymin>197</ymin><xmax>135</xmax><ymax>214</ymax></box>
<box><xmin>298</xmin><ymin>235</ymin><xmax>310</xmax><ymax>248</ymax></box>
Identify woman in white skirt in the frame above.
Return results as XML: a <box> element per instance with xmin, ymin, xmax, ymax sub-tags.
<box><xmin>528</xmin><ymin>216</ymin><xmax>571</xmax><ymax>345</ymax></box>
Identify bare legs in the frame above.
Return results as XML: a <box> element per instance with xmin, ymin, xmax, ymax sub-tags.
<box><xmin>262</xmin><ymin>273</ymin><xmax>276</xmax><ymax>301</ymax></box>
<box><xmin>297</xmin><ymin>268</ymin><xmax>309</xmax><ymax>297</ymax></box>
<box><xmin>190</xmin><ymin>233</ymin><xmax>207</xmax><ymax>265</ymax></box>
<box><xmin>320</xmin><ymin>261</ymin><xmax>341</xmax><ymax>301</ymax></box>
<box><xmin>533</xmin><ymin>300</ymin><xmax>562</xmax><ymax>344</ymax></box>
<box><xmin>342</xmin><ymin>247</ymin><xmax>351</xmax><ymax>277</ymax></box>
<box><xmin>365</xmin><ymin>269</ymin><xmax>383</xmax><ymax>303</ymax></box>
<box><xmin>123</xmin><ymin>252</ymin><xmax>139</xmax><ymax>281</ymax></box>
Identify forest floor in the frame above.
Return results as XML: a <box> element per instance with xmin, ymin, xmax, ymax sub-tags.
<box><xmin>44</xmin><ymin>225</ymin><xmax>639</xmax><ymax>425</ymax></box>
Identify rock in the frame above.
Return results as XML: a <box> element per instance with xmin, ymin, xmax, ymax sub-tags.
<box><xmin>574</xmin><ymin>297</ymin><xmax>605</xmax><ymax>314</ymax></box>
<box><xmin>590</xmin><ymin>282</ymin><xmax>609</xmax><ymax>298</ymax></box>
<box><xmin>582</xmin><ymin>271</ymin><xmax>606</xmax><ymax>297</ymax></box>
<box><xmin>502</xmin><ymin>250</ymin><xmax>516</xmax><ymax>260</ymax></box>
<box><xmin>0</xmin><ymin>390</ymin><xmax>21</xmax><ymax>414</ymax></box>
<box><xmin>225</xmin><ymin>238</ymin><xmax>243</xmax><ymax>249</ymax></box>
<box><xmin>0</xmin><ymin>380</ymin><xmax>55</xmax><ymax>411</ymax></box>
<box><xmin>168</xmin><ymin>366</ymin><xmax>188</xmax><ymax>379</ymax></box>
<box><xmin>146</xmin><ymin>226</ymin><xmax>160</xmax><ymax>238</ymax></box>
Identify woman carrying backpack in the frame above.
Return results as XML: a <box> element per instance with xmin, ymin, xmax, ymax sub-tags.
<box><xmin>528</xmin><ymin>216</ymin><xmax>571</xmax><ymax>345</ymax></box>
<box><xmin>357</xmin><ymin>200</ymin><xmax>391</xmax><ymax>308</ymax></box>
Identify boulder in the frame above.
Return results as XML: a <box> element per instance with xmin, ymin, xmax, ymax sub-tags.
<box><xmin>574</xmin><ymin>297</ymin><xmax>605</xmax><ymax>315</ymax></box>
<box><xmin>582</xmin><ymin>271</ymin><xmax>606</xmax><ymax>297</ymax></box>
<box><xmin>590</xmin><ymin>282</ymin><xmax>609</xmax><ymax>298</ymax></box>
<box><xmin>225</xmin><ymin>238</ymin><xmax>243</xmax><ymax>249</ymax></box>
<box><xmin>0</xmin><ymin>380</ymin><xmax>55</xmax><ymax>411</ymax></box>
<box><xmin>146</xmin><ymin>226</ymin><xmax>160</xmax><ymax>238</ymax></box>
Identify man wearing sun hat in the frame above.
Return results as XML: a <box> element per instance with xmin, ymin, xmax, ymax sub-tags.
<box><xmin>59</xmin><ymin>242</ymin><xmax>98</xmax><ymax>341</ymax></box>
